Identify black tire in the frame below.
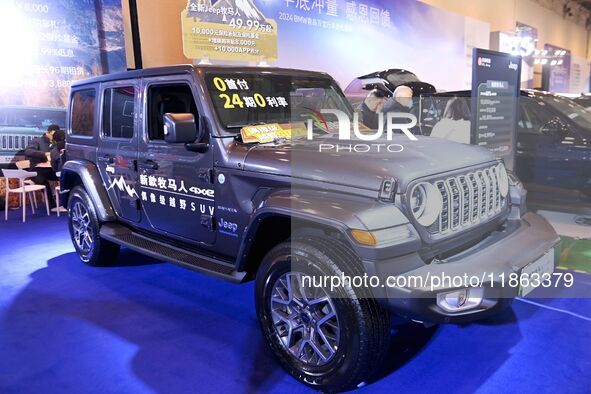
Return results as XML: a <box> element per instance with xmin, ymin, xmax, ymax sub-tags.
<box><xmin>67</xmin><ymin>186</ymin><xmax>120</xmax><ymax>266</ymax></box>
<box><xmin>255</xmin><ymin>236</ymin><xmax>391</xmax><ymax>392</ymax></box>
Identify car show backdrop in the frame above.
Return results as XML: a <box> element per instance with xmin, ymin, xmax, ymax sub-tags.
<box><xmin>0</xmin><ymin>0</ymin><xmax>126</xmax><ymax>108</ymax></box>
<box><xmin>183</xmin><ymin>0</ymin><xmax>489</xmax><ymax>91</ymax></box>
<box><xmin>0</xmin><ymin>0</ymin><xmax>126</xmax><ymax>165</ymax></box>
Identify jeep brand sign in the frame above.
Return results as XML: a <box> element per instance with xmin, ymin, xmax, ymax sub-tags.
<box><xmin>471</xmin><ymin>48</ymin><xmax>521</xmax><ymax>170</ymax></box>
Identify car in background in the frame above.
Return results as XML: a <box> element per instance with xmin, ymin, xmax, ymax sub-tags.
<box><xmin>420</xmin><ymin>90</ymin><xmax>591</xmax><ymax>210</ymax></box>
<box><xmin>0</xmin><ymin>106</ymin><xmax>66</xmax><ymax>164</ymax></box>
<box><xmin>344</xmin><ymin>69</ymin><xmax>436</xmax><ymax>107</ymax></box>
<box><xmin>571</xmin><ymin>94</ymin><xmax>591</xmax><ymax>110</ymax></box>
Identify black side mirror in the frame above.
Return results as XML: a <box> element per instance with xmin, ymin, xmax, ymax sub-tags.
<box><xmin>185</xmin><ymin>116</ymin><xmax>211</xmax><ymax>153</ymax></box>
<box><xmin>540</xmin><ymin>116</ymin><xmax>569</xmax><ymax>139</ymax></box>
<box><xmin>163</xmin><ymin>113</ymin><xmax>198</xmax><ymax>143</ymax></box>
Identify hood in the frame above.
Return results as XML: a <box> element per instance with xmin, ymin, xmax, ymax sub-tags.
<box><xmin>242</xmin><ymin>135</ymin><xmax>496</xmax><ymax>192</ymax></box>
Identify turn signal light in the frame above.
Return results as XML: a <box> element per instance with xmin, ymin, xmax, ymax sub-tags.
<box><xmin>351</xmin><ymin>229</ymin><xmax>377</xmax><ymax>246</ymax></box>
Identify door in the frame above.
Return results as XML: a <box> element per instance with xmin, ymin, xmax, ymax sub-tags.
<box><xmin>137</xmin><ymin>79</ymin><xmax>215</xmax><ymax>244</ymax></box>
<box><xmin>97</xmin><ymin>82</ymin><xmax>141</xmax><ymax>223</ymax></box>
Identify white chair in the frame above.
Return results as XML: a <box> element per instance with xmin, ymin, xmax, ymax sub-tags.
<box><xmin>2</xmin><ymin>169</ymin><xmax>50</xmax><ymax>223</ymax></box>
<box><xmin>14</xmin><ymin>160</ymin><xmax>38</xmax><ymax>208</ymax></box>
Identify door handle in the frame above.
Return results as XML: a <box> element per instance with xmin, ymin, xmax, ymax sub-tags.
<box><xmin>98</xmin><ymin>155</ymin><xmax>115</xmax><ymax>164</ymax></box>
<box><xmin>138</xmin><ymin>160</ymin><xmax>159</xmax><ymax>170</ymax></box>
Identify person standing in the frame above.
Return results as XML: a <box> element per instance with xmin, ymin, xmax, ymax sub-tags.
<box><xmin>429</xmin><ymin>98</ymin><xmax>471</xmax><ymax>144</ymax></box>
<box><xmin>24</xmin><ymin>124</ymin><xmax>60</xmax><ymax>209</ymax></box>
<box><xmin>381</xmin><ymin>85</ymin><xmax>417</xmax><ymax>135</ymax></box>
<box><xmin>358</xmin><ymin>89</ymin><xmax>387</xmax><ymax>130</ymax></box>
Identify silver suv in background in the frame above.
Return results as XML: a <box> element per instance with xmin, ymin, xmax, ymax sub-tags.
<box><xmin>0</xmin><ymin>106</ymin><xmax>66</xmax><ymax>164</ymax></box>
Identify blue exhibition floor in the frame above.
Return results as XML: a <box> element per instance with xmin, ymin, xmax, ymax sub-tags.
<box><xmin>0</xmin><ymin>210</ymin><xmax>590</xmax><ymax>394</ymax></box>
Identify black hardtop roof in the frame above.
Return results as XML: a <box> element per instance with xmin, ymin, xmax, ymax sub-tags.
<box><xmin>71</xmin><ymin>65</ymin><xmax>333</xmax><ymax>88</ymax></box>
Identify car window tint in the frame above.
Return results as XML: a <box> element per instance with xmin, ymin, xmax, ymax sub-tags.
<box><xmin>519</xmin><ymin>98</ymin><xmax>552</xmax><ymax>133</ymax></box>
<box><xmin>147</xmin><ymin>84</ymin><xmax>199</xmax><ymax>141</ymax></box>
<box><xmin>102</xmin><ymin>86</ymin><xmax>135</xmax><ymax>139</ymax></box>
<box><xmin>71</xmin><ymin>89</ymin><xmax>96</xmax><ymax>136</ymax></box>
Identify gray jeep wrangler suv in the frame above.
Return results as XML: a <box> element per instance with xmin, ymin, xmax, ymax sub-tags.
<box><xmin>60</xmin><ymin>65</ymin><xmax>560</xmax><ymax>391</ymax></box>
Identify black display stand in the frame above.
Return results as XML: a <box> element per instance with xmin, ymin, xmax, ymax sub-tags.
<box><xmin>470</xmin><ymin>48</ymin><xmax>521</xmax><ymax>171</ymax></box>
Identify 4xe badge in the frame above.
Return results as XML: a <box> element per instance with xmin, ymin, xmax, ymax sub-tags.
<box><xmin>218</xmin><ymin>218</ymin><xmax>239</xmax><ymax>237</ymax></box>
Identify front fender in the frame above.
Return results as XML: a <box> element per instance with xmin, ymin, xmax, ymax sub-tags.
<box><xmin>60</xmin><ymin>160</ymin><xmax>116</xmax><ymax>222</ymax></box>
<box><xmin>239</xmin><ymin>188</ymin><xmax>421</xmax><ymax>266</ymax></box>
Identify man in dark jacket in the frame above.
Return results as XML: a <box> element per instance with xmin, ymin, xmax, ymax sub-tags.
<box><xmin>358</xmin><ymin>89</ymin><xmax>387</xmax><ymax>130</ymax></box>
<box><xmin>24</xmin><ymin>124</ymin><xmax>60</xmax><ymax>209</ymax></box>
<box><xmin>25</xmin><ymin>124</ymin><xmax>59</xmax><ymax>168</ymax></box>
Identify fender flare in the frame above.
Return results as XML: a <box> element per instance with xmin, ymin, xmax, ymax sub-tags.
<box><xmin>236</xmin><ymin>188</ymin><xmax>418</xmax><ymax>271</ymax></box>
<box><xmin>60</xmin><ymin>160</ymin><xmax>116</xmax><ymax>222</ymax></box>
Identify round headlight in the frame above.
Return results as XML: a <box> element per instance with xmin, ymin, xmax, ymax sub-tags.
<box><xmin>409</xmin><ymin>182</ymin><xmax>443</xmax><ymax>226</ymax></box>
<box><xmin>496</xmin><ymin>163</ymin><xmax>509</xmax><ymax>197</ymax></box>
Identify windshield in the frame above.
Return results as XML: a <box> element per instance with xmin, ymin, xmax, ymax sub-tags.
<box><xmin>0</xmin><ymin>108</ymin><xmax>66</xmax><ymax>128</ymax></box>
<box><xmin>205</xmin><ymin>72</ymin><xmax>354</xmax><ymax>131</ymax></box>
<box><xmin>538</xmin><ymin>95</ymin><xmax>591</xmax><ymax>130</ymax></box>
<box><xmin>385</xmin><ymin>71</ymin><xmax>420</xmax><ymax>86</ymax></box>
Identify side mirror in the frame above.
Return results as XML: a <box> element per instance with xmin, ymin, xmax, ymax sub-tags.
<box><xmin>540</xmin><ymin>116</ymin><xmax>569</xmax><ymax>139</ymax></box>
<box><xmin>163</xmin><ymin>113</ymin><xmax>198</xmax><ymax>143</ymax></box>
<box><xmin>185</xmin><ymin>116</ymin><xmax>211</xmax><ymax>153</ymax></box>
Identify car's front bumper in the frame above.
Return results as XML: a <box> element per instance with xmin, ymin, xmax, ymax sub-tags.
<box><xmin>363</xmin><ymin>212</ymin><xmax>560</xmax><ymax>324</ymax></box>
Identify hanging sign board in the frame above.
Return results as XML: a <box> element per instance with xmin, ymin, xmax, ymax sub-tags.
<box><xmin>181</xmin><ymin>0</ymin><xmax>278</xmax><ymax>62</ymax></box>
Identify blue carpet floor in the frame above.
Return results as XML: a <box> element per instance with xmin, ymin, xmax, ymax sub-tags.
<box><xmin>0</xmin><ymin>209</ymin><xmax>590</xmax><ymax>393</ymax></box>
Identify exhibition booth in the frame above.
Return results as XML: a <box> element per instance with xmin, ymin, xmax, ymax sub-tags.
<box><xmin>0</xmin><ymin>0</ymin><xmax>589</xmax><ymax>393</ymax></box>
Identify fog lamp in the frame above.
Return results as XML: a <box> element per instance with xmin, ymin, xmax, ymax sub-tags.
<box><xmin>436</xmin><ymin>288</ymin><xmax>484</xmax><ymax>313</ymax></box>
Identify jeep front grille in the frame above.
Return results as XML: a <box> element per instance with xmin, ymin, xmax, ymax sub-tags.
<box><xmin>428</xmin><ymin>165</ymin><xmax>506</xmax><ymax>236</ymax></box>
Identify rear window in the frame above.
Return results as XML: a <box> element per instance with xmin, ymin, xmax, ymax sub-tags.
<box><xmin>70</xmin><ymin>89</ymin><xmax>96</xmax><ymax>136</ymax></box>
<box><xmin>102</xmin><ymin>86</ymin><xmax>135</xmax><ymax>139</ymax></box>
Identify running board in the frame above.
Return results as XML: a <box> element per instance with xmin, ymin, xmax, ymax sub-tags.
<box><xmin>100</xmin><ymin>223</ymin><xmax>245</xmax><ymax>283</ymax></box>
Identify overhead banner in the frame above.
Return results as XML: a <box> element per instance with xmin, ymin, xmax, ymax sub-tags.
<box><xmin>0</xmin><ymin>0</ymin><xmax>127</xmax><ymax>164</ymax></box>
<box><xmin>471</xmin><ymin>48</ymin><xmax>521</xmax><ymax>171</ymax></box>
<box><xmin>182</xmin><ymin>0</ymin><xmax>278</xmax><ymax>62</ymax></box>
<box><xmin>182</xmin><ymin>0</ymin><xmax>475</xmax><ymax>91</ymax></box>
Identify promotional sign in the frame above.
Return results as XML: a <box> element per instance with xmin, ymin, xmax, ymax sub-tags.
<box><xmin>542</xmin><ymin>44</ymin><xmax>571</xmax><ymax>92</ymax></box>
<box><xmin>241</xmin><ymin>123</ymin><xmax>291</xmax><ymax>143</ymax></box>
<box><xmin>182</xmin><ymin>0</ymin><xmax>278</xmax><ymax>62</ymax></box>
<box><xmin>0</xmin><ymin>0</ymin><xmax>126</xmax><ymax>164</ymax></box>
<box><xmin>185</xmin><ymin>0</ymin><xmax>474</xmax><ymax>91</ymax></box>
<box><xmin>516</xmin><ymin>22</ymin><xmax>537</xmax><ymax>89</ymax></box>
<box><xmin>570</xmin><ymin>55</ymin><xmax>591</xmax><ymax>94</ymax></box>
<box><xmin>471</xmin><ymin>48</ymin><xmax>521</xmax><ymax>171</ymax></box>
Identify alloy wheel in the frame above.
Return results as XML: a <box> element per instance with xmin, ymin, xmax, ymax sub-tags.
<box><xmin>269</xmin><ymin>268</ymin><xmax>340</xmax><ymax>366</ymax></box>
<box><xmin>71</xmin><ymin>201</ymin><xmax>93</xmax><ymax>256</ymax></box>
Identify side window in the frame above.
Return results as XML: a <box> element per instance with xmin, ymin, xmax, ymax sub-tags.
<box><xmin>71</xmin><ymin>89</ymin><xmax>96</xmax><ymax>136</ymax></box>
<box><xmin>519</xmin><ymin>98</ymin><xmax>553</xmax><ymax>134</ymax></box>
<box><xmin>147</xmin><ymin>83</ymin><xmax>199</xmax><ymax>141</ymax></box>
<box><xmin>102</xmin><ymin>86</ymin><xmax>136</xmax><ymax>139</ymax></box>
